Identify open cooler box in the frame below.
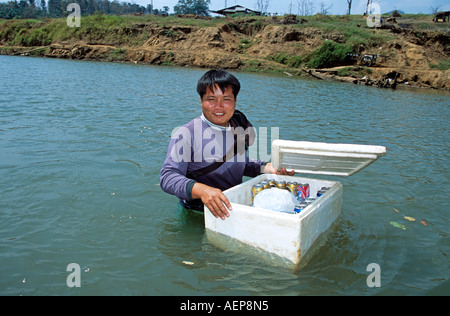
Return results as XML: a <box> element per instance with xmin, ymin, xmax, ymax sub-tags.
<box><xmin>204</xmin><ymin>140</ymin><xmax>386</xmax><ymax>265</ymax></box>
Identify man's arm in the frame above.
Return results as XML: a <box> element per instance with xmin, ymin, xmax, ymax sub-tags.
<box><xmin>160</xmin><ymin>132</ymin><xmax>194</xmax><ymax>202</ymax></box>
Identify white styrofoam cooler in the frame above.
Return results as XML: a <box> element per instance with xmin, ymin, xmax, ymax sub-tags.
<box><xmin>204</xmin><ymin>140</ymin><xmax>386</xmax><ymax>265</ymax></box>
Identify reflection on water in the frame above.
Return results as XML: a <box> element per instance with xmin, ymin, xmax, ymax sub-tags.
<box><xmin>0</xmin><ymin>56</ymin><xmax>448</xmax><ymax>295</ymax></box>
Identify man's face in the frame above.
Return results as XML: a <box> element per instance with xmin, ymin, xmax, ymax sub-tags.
<box><xmin>201</xmin><ymin>85</ymin><xmax>236</xmax><ymax>127</ymax></box>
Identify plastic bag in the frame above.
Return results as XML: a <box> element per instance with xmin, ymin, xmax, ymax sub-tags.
<box><xmin>253</xmin><ymin>188</ymin><xmax>298</xmax><ymax>213</ymax></box>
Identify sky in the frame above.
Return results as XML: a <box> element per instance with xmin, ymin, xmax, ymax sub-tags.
<box><xmin>1</xmin><ymin>0</ymin><xmax>449</xmax><ymax>15</ymax></box>
<box><xmin>149</xmin><ymin>0</ymin><xmax>450</xmax><ymax>15</ymax></box>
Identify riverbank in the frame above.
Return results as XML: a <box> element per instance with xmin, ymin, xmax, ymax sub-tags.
<box><xmin>1</xmin><ymin>14</ymin><xmax>449</xmax><ymax>90</ymax></box>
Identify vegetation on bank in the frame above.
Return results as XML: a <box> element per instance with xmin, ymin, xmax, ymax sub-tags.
<box><xmin>0</xmin><ymin>13</ymin><xmax>449</xmax><ymax>74</ymax></box>
<box><xmin>0</xmin><ymin>14</ymin><xmax>224</xmax><ymax>47</ymax></box>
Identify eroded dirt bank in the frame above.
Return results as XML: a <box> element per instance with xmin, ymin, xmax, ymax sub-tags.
<box><xmin>1</xmin><ymin>15</ymin><xmax>449</xmax><ymax>90</ymax></box>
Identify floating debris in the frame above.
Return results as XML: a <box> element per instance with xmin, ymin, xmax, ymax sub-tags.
<box><xmin>390</xmin><ymin>221</ymin><xmax>406</xmax><ymax>230</ymax></box>
<box><xmin>182</xmin><ymin>261</ymin><xmax>195</xmax><ymax>266</ymax></box>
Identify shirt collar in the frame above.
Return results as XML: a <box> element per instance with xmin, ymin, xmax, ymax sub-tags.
<box><xmin>201</xmin><ymin>114</ymin><xmax>231</xmax><ymax>132</ymax></box>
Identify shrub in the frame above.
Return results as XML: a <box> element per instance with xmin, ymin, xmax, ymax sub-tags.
<box><xmin>270</xmin><ymin>53</ymin><xmax>304</xmax><ymax>68</ymax></box>
<box><xmin>305</xmin><ymin>40</ymin><xmax>350</xmax><ymax>69</ymax></box>
<box><xmin>108</xmin><ymin>48</ymin><xmax>127</xmax><ymax>61</ymax></box>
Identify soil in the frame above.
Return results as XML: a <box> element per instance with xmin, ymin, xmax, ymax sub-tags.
<box><xmin>2</xmin><ymin>16</ymin><xmax>449</xmax><ymax>91</ymax></box>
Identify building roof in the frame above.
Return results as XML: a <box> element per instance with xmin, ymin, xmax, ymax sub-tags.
<box><xmin>210</xmin><ymin>5</ymin><xmax>261</xmax><ymax>16</ymax></box>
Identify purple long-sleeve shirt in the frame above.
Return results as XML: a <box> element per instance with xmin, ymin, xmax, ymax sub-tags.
<box><xmin>160</xmin><ymin>116</ymin><xmax>264</xmax><ymax>203</ymax></box>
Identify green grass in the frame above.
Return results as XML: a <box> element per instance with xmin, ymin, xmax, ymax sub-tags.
<box><xmin>108</xmin><ymin>48</ymin><xmax>127</xmax><ymax>61</ymax></box>
<box><xmin>269</xmin><ymin>41</ymin><xmax>352</xmax><ymax>69</ymax></box>
<box><xmin>0</xmin><ymin>15</ymin><xmax>158</xmax><ymax>47</ymax></box>
<box><xmin>0</xmin><ymin>13</ymin><xmax>442</xmax><ymax>49</ymax></box>
<box><xmin>1</xmin><ymin>13</ymin><xmax>448</xmax><ymax>74</ymax></box>
<box><xmin>269</xmin><ymin>53</ymin><xmax>304</xmax><ymax>68</ymax></box>
<box><xmin>294</xmin><ymin>14</ymin><xmax>395</xmax><ymax>50</ymax></box>
<box><xmin>429</xmin><ymin>60</ymin><xmax>450</xmax><ymax>71</ymax></box>
<box><xmin>336</xmin><ymin>66</ymin><xmax>373</xmax><ymax>77</ymax></box>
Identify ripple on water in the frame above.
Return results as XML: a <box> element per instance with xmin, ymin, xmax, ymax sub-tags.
<box><xmin>0</xmin><ymin>56</ymin><xmax>448</xmax><ymax>295</ymax></box>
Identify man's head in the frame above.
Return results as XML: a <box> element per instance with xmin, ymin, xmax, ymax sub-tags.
<box><xmin>197</xmin><ymin>69</ymin><xmax>241</xmax><ymax>100</ymax></box>
<box><xmin>197</xmin><ymin>70</ymin><xmax>241</xmax><ymax>127</ymax></box>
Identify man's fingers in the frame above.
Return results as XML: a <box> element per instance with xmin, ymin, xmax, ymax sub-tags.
<box><xmin>221</xmin><ymin>194</ymin><xmax>232</xmax><ymax>211</ymax></box>
<box><xmin>209</xmin><ymin>196</ymin><xmax>231</xmax><ymax>220</ymax></box>
<box><xmin>195</xmin><ymin>184</ymin><xmax>232</xmax><ymax>220</ymax></box>
<box><xmin>277</xmin><ymin>168</ymin><xmax>295</xmax><ymax>176</ymax></box>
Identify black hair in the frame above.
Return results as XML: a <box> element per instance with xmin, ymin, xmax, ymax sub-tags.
<box><xmin>197</xmin><ymin>69</ymin><xmax>241</xmax><ymax>100</ymax></box>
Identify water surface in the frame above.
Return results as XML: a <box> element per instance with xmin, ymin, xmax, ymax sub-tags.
<box><xmin>0</xmin><ymin>56</ymin><xmax>448</xmax><ymax>295</ymax></box>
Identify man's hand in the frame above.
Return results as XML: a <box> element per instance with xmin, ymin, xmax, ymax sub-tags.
<box><xmin>191</xmin><ymin>183</ymin><xmax>232</xmax><ymax>220</ymax></box>
<box><xmin>263</xmin><ymin>163</ymin><xmax>295</xmax><ymax>176</ymax></box>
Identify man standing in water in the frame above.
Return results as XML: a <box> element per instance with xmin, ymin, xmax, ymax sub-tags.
<box><xmin>160</xmin><ymin>70</ymin><xmax>293</xmax><ymax>220</ymax></box>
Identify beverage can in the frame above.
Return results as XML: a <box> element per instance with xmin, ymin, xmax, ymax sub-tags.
<box><xmin>297</xmin><ymin>183</ymin><xmax>310</xmax><ymax>201</ymax></box>
<box><xmin>252</xmin><ymin>184</ymin><xmax>264</xmax><ymax>202</ymax></box>
<box><xmin>316</xmin><ymin>190</ymin><xmax>326</xmax><ymax>197</ymax></box>
<box><xmin>294</xmin><ymin>202</ymin><xmax>308</xmax><ymax>214</ymax></box>
<box><xmin>286</xmin><ymin>182</ymin><xmax>298</xmax><ymax>195</ymax></box>
<box><xmin>275</xmin><ymin>180</ymin><xmax>286</xmax><ymax>190</ymax></box>
<box><xmin>260</xmin><ymin>181</ymin><xmax>270</xmax><ymax>190</ymax></box>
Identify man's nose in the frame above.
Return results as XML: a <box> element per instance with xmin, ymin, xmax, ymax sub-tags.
<box><xmin>215</xmin><ymin>98</ymin><xmax>224</xmax><ymax>107</ymax></box>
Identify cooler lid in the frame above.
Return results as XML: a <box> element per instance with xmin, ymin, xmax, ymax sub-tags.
<box><xmin>271</xmin><ymin>140</ymin><xmax>386</xmax><ymax>176</ymax></box>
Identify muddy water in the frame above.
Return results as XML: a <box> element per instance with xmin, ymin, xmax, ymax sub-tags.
<box><xmin>0</xmin><ymin>55</ymin><xmax>448</xmax><ymax>295</ymax></box>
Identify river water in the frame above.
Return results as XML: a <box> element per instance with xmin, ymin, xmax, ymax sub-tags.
<box><xmin>0</xmin><ymin>55</ymin><xmax>448</xmax><ymax>296</ymax></box>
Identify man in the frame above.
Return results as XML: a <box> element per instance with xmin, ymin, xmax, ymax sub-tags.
<box><xmin>160</xmin><ymin>70</ymin><xmax>293</xmax><ymax>220</ymax></box>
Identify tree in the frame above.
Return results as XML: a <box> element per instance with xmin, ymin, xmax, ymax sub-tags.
<box><xmin>173</xmin><ymin>0</ymin><xmax>210</xmax><ymax>16</ymax></box>
<box><xmin>47</xmin><ymin>0</ymin><xmax>60</xmax><ymax>16</ymax></box>
<box><xmin>297</xmin><ymin>0</ymin><xmax>314</xmax><ymax>16</ymax></box>
<box><xmin>346</xmin><ymin>0</ymin><xmax>352</xmax><ymax>15</ymax></box>
<box><xmin>255</xmin><ymin>0</ymin><xmax>269</xmax><ymax>15</ymax></box>
<box><xmin>430</xmin><ymin>6</ymin><xmax>441</xmax><ymax>14</ymax></box>
<box><xmin>365</xmin><ymin>0</ymin><xmax>380</xmax><ymax>15</ymax></box>
<box><xmin>318</xmin><ymin>1</ymin><xmax>332</xmax><ymax>15</ymax></box>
